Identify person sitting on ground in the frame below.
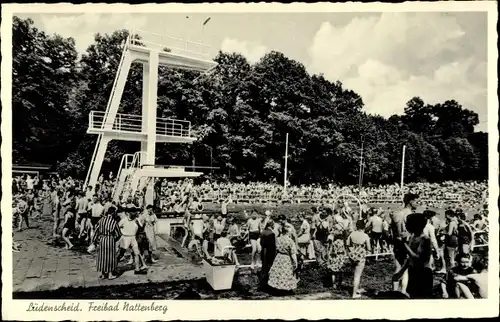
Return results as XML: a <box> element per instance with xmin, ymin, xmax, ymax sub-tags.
<box><xmin>215</xmin><ymin>231</ymin><xmax>239</xmax><ymax>265</ymax></box>
<box><xmin>465</xmin><ymin>258</ymin><xmax>488</xmax><ymax>299</ymax></box>
<box><xmin>472</xmin><ymin>213</ymin><xmax>487</xmax><ymax>231</ymax></box>
<box><xmin>440</xmin><ymin>253</ymin><xmax>476</xmax><ymax>299</ymax></box>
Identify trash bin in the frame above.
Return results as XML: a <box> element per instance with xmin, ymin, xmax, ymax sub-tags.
<box><xmin>203</xmin><ymin>247</ymin><xmax>236</xmax><ymax>291</ymax></box>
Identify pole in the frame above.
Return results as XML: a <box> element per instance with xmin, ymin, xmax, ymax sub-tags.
<box><xmin>284</xmin><ymin>133</ymin><xmax>289</xmax><ymax>195</ymax></box>
<box><xmin>202</xmin><ymin>17</ymin><xmax>211</xmax><ymax>43</ymax></box>
<box><xmin>358</xmin><ymin>135</ymin><xmax>364</xmax><ymax>190</ymax></box>
<box><xmin>210</xmin><ymin>147</ymin><xmax>213</xmax><ymax>175</ymax></box>
<box><xmin>400</xmin><ymin>145</ymin><xmax>406</xmax><ymax>192</ymax></box>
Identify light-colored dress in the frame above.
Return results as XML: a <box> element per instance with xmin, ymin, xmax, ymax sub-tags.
<box><xmin>142</xmin><ymin>212</ymin><xmax>158</xmax><ymax>251</ymax></box>
<box><xmin>268</xmin><ymin>235</ymin><xmax>298</xmax><ymax>291</ymax></box>
<box><xmin>327</xmin><ymin>239</ymin><xmax>349</xmax><ymax>273</ymax></box>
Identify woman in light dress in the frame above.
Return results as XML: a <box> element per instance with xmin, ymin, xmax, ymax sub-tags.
<box><xmin>267</xmin><ymin>224</ymin><xmax>299</xmax><ymax>294</ymax></box>
<box><xmin>345</xmin><ymin>220</ymin><xmax>371</xmax><ymax>298</ymax></box>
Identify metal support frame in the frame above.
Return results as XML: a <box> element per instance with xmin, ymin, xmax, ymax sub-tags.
<box><xmin>85</xmin><ymin>30</ymin><xmax>217</xmax><ymax>200</ymax></box>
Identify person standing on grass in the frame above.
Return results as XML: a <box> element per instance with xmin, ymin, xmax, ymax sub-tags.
<box><xmin>247</xmin><ymin>211</ymin><xmax>262</xmax><ymax>268</ymax></box>
<box><xmin>398</xmin><ymin>213</ymin><xmax>433</xmax><ymax>299</ymax></box>
<box><xmin>422</xmin><ymin>210</ymin><xmax>441</xmax><ymax>271</ymax></box>
<box><xmin>346</xmin><ymin>220</ymin><xmax>371</xmax><ymax>298</ymax></box>
<box><xmin>391</xmin><ymin>193</ymin><xmax>418</xmax><ymax>294</ymax></box>
<box><xmin>445</xmin><ymin>210</ymin><xmax>459</xmax><ymax>268</ymax></box>
<box><xmin>260</xmin><ymin>219</ymin><xmax>276</xmax><ymax>288</ymax></box>
<box><xmin>365</xmin><ymin>208</ymin><xmax>383</xmax><ymax>254</ymax></box>
<box><xmin>91</xmin><ymin>206</ymin><xmax>121</xmax><ymax>280</ymax></box>
<box><xmin>456</xmin><ymin>210</ymin><xmax>474</xmax><ymax>255</ymax></box>
<box><xmin>268</xmin><ymin>225</ymin><xmax>299</xmax><ymax>294</ymax></box>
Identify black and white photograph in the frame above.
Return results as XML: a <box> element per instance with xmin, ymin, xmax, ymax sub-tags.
<box><xmin>1</xmin><ymin>2</ymin><xmax>498</xmax><ymax>320</ymax></box>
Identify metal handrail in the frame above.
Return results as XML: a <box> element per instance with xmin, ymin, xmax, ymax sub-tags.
<box><xmin>113</xmin><ymin>154</ymin><xmax>134</xmax><ymax>199</ymax></box>
<box><xmin>129</xmin><ymin>28</ymin><xmax>211</xmax><ymax>58</ymax></box>
<box><xmin>88</xmin><ymin>111</ymin><xmax>192</xmax><ymax>137</ymax></box>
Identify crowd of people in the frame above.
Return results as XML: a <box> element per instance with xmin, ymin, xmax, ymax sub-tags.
<box><xmin>11</xmin><ymin>173</ymin><xmax>489</xmax><ymax>299</ymax></box>
<box><xmin>178</xmin><ymin>191</ymin><xmax>489</xmax><ymax>299</ymax></box>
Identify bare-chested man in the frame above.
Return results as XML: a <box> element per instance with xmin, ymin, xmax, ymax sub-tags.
<box><xmin>391</xmin><ymin>193</ymin><xmax>418</xmax><ymax>294</ymax></box>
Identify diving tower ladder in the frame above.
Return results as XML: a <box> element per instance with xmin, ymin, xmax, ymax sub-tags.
<box><xmin>84</xmin><ymin>29</ymin><xmax>217</xmax><ymax>198</ymax></box>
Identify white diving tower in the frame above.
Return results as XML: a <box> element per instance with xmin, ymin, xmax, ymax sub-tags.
<box><xmin>84</xmin><ymin>29</ymin><xmax>217</xmax><ymax>205</ymax></box>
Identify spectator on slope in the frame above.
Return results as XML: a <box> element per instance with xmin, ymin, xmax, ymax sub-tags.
<box><xmin>472</xmin><ymin>213</ymin><xmax>487</xmax><ymax>231</ymax></box>
<box><xmin>221</xmin><ymin>197</ymin><xmax>231</xmax><ymax>218</ymax></box>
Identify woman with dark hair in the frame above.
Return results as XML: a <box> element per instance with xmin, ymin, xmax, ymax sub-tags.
<box><xmin>91</xmin><ymin>206</ymin><xmax>122</xmax><ymax>279</ymax></box>
<box><xmin>397</xmin><ymin>213</ymin><xmax>433</xmax><ymax>299</ymax></box>
<box><xmin>260</xmin><ymin>219</ymin><xmax>276</xmax><ymax>288</ymax></box>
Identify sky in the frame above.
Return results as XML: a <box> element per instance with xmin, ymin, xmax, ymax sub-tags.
<box><xmin>17</xmin><ymin>12</ymin><xmax>488</xmax><ymax>132</ymax></box>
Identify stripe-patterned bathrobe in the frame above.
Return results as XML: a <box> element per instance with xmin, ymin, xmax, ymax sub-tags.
<box><xmin>92</xmin><ymin>215</ymin><xmax>121</xmax><ymax>273</ymax></box>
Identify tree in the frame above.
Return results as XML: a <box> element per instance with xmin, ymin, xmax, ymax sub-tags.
<box><xmin>12</xmin><ymin>17</ymin><xmax>79</xmax><ymax>164</ymax></box>
<box><xmin>12</xmin><ymin>18</ymin><xmax>487</xmax><ymax>184</ymax></box>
